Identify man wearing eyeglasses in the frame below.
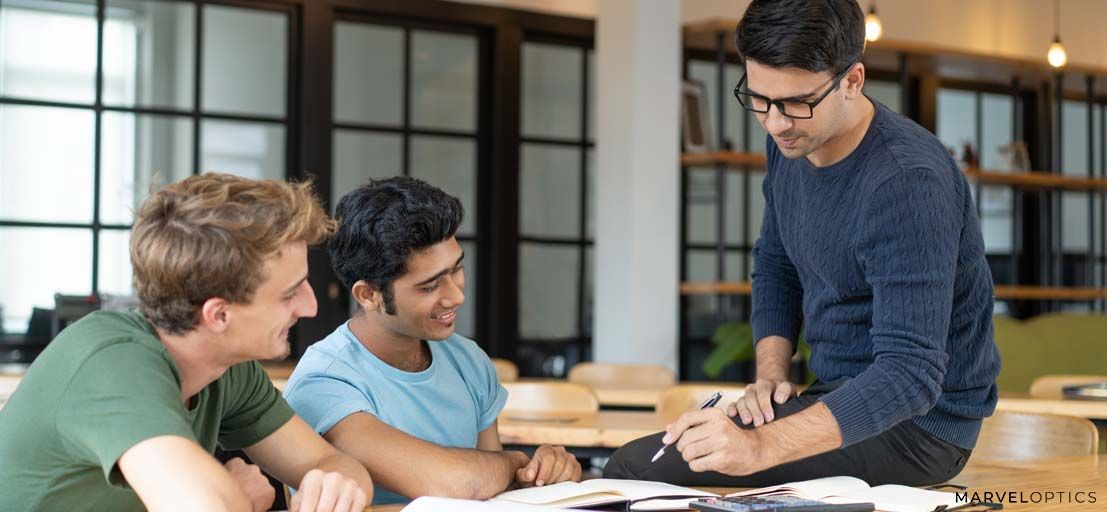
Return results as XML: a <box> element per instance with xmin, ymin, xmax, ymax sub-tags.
<box><xmin>605</xmin><ymin>0</ymin><xmax>999</xmax><ymax>488</ymax></box>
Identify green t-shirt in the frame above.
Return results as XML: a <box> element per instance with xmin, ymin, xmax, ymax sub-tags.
<box><xmin>0</xmin><ymin>309</ymin><xmax>294</xmax><ymax>511</ymax></box>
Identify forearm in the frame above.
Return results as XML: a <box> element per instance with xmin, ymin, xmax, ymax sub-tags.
<box><xmin>433</xmin><ymin>448</ymin><xmax>529</xmax><ymax>499</ymax></box>
<box><xmin>753</xmin><ymin>402</ymin><xmax>842</xmax><ymax>468</ymax></box>
<box><xmin>315</xmin><ymin>450</ymin><xmax>375</xmax><ymax>499</ymax></box>
<box><xmin>754</xmin><ymin>336</ymin><xmax>793</xmax><ymax>382</ymax></box>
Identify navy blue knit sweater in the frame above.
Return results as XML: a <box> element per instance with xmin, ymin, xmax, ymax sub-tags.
<box><xmin>751</xmin><ymin>100</ymin><xmax>1001</xmax><ymax>450</ymax></box>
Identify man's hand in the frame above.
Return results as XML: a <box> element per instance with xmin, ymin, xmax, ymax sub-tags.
<box><xmin>664</xmin><ymin>408</ymin><xmax>766</xmax><ymax>476</ymax></box>
<box><xmin>728</xmin><ymin>378</ymin><xmax>795</xmax><ymax>426</ymax></box>
<box><xmin>289</xmin><ymin>469</ymin><xmax>369</xmax><ymax>512</ymax></box>
<box><xmin>224</xmin><ymin>458</ymin><xmax>275</xmax><ymax>512</ymax></box>
<box><xmin>514</xmin><ymin>445</ymin><xmax>582</xmax><ymax>487</ymax></box>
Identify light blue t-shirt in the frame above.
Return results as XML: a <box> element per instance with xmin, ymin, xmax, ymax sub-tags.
<box><xmin>283</xmin><ymin>322</ymin><xmax>508</xmax><ymax>505</ymax></box>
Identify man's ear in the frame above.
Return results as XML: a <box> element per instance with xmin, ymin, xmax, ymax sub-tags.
<box><xmin>351</xmin><ymin>281</ymin><xmax>381</xmax><ymax>312</ymax></box>
<box><xmin>845</xmin><ymin>62</ymin><xmax>866</xmax><ymax>99</ymax></box>
<box><xmin>198</xmin><ymin>297</ymin><xmax>231</xmax><ymax>333</ymax></box>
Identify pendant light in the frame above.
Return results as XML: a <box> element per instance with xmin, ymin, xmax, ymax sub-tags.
<box><xmin>865</xmin><ymin>3</ymin><xmax>883</xmax><ymax>43</ymax></box>
<box><xmin>1047</xmin><ymin>0</ymin><xmax>1067</xmax><ymax>68</ymax></box>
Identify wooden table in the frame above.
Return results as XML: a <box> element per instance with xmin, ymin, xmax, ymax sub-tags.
<box><xmin>996</xmin><ymin>395</ymin><xmax>1107</xmax><ymax>420</ymax></box>
<box><xmin>498</xmin><ymin>410</ymin><xmax>661</xmax><ymax>448</ymax></box>
<box><xmin>364</xmin><ymin>454</ymin><xmax>1107</xmax><ymax>511</ymax></box>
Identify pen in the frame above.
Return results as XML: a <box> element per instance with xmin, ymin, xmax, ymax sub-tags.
<box><xmin>651</xmin><ymin>391</ymin><xmax>723</xmax><ymax>463</ymax></box>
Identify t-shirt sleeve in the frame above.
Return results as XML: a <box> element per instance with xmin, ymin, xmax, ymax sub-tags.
<box><xmin>283</xmin><ymin>364</ymin><xmax>378</xmax><ymax>435</ymax></box>
<box><xmin>217</xmin><ymin>361</ymin><xmax>295</xmax><ymax>450</ymax></box>
<box><xmin>466</xmin><ymin>341</ymin><xmax>508</xmax><ymax>431</ymax></box>
<box><xmin>55</xmin><ymin>344</ymin><xmax>196</xmax><ymax>487</ymax></box>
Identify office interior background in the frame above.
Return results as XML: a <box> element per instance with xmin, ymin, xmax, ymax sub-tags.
<box><xmin>1</xmin><ymin>0</ymin><xmax>1105</xmax><ymax>384</ymax></box>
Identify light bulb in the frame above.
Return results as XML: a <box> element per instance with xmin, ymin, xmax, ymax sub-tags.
<box><xmin>865</xmin><ymin>8</ymin><xmax>883</xmax><ymax>42</ymax></box>
<box><xmin>1047</xmin><ymin>37</ymin><xmax>1067</xmax><ymax>68</ymax></box>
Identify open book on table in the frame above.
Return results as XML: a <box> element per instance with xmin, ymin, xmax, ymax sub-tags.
<box><xmin>491</xmin><ymin>478</ymin><xmax>716</xmax><ymax>510</ymax></box>
<box><xmin>725</xmin><ymin>476</ymin><xmax>963</xmax><ymax>512</ymax></box>
<box><xmin>491</xmin><ymin>476</ymin><xmax>963</xmax><ymax>512</ymax></box>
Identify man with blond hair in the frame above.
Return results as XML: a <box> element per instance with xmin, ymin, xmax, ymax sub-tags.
<box><xmin>0</xmin><ymin>173</ymin><xmax>373</xmax><ymax>512</ymax></box>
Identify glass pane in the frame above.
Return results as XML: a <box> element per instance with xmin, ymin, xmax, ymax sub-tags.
<box><xmin>332</xmin><ymin>130</ymin><xmax>402</xmax><ymax>211</ymax></box>
<box><xmin>101</xmin><ymin>113</ymin><xmax>193</xmax><ymax>224</ymax></box>
<box><xmin>979</xmin><ymin>186</ymin><xmax>1013</xmax><ymax>254</ymax></box>
<box><xmin>409</xmin><ymin>136</ymin><xmax>476</xmax><ymax>237</ymax></box>
<box><xmin>936</xmin><ymin>89</ymin><xmax>976</xmax><ymax>166</ymax></box>
<box><xmin>1062</xmin><ymin>100</ymin><xmax>1090</xmax><ymax>252</ymax></box>
<box><xmin>980</xmin><ymin>94</ymin><xmax>1013</xmax><ymax>169</ymax></box>
<box><xmin>201</xmin><ymin>5</ymin><xmax>286</xmax><ymax>116</ymax></box>
<box><xmin>520</xmin><ymin>144</ymin><xmax>581</xmax><ymax>238</ymax></box>
<box><xmin>522</xmin><ymin>42</ymin><xmax>581</xmax><ymax>140</ymax></box>
<box><xmin>519</xmin><ymin>243</ymin><xmax>578</xmax><ymax>339</ymax></box>
<box><xmin>98</xmin><ymin>229</ymin><xmax>134</xmax><ymax>297</ymax></box>
<box><xmin>688</xmin><ymin>61</ymin><xmax>745</xmax><ymax>150</ymax></box>
<box><xmin>455</xmin><ymin>240</ymin><xmax>477</xmax><ymax>339</ymax></box>
<box><xmin>103</xmin><ymin>0</ymin><xmax>195</xmax><ymax>109</ymax></box>
<box><xmin>723</xmin><ymin>171</ymin><xmax>749</xmax><ymax>245</ymax></box>
<box><xmin>686</xmin><ymin>168</ymin><xmax>717</xmax><ymax>244</ymax></box>
<box><xmin>334</xmin><ymin>22</ymin><xmax>402</xmax><ymax>126</ymax></box>
<box><xmin>864</xmin><ymin>80</ymin><xmax>900</xmax><ymax>113</ymax></box>
<box><xmin>411</xmin><ymin>30</ymin><xmax>477</xmax><ymax>132</ymax></box>
<box><xmin>0</xmin><ymin>227</ymin><xmax>92</xmax><ymax>334</ymax></box>
<box><xmin>0</xmin><ymin>0</ymin><xmax>97</xmax><ymax>104</ymax></box>
<box><xmin>0</xmin><ymin>105</ymin><xmax>94</xmax><ymax>223</ymax></box>
<box><xmin>684</xmin><ymin>249</ymin><xmax>719</xmax><ymax>339</ymax></box>
<box><xmin>200</xmin><ymin>120</ymin><xmax>284</xmax><ymax>180</ymax></box>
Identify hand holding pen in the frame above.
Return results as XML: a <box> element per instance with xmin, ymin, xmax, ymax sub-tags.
<box><xmin>651</xmin><ymin>391</ymin><xmax>723</xmax><ymax>462</ymax></box>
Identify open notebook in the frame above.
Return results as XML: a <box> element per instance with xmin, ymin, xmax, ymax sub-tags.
<box><xmin>491</xmin><ymin>479</ymin><xmax>716</xmax><ymax>510</ymax></box>
<box><xmin>491</xmin><ymin>476</ymin><xmax>962</xmax><ymax>512</ymax></box>
<box><xmin>725</xmin><ymin>476</ymin><xmax>962</xmax><ymax>512</ymax></box>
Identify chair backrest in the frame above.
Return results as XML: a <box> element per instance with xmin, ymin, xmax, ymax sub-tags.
<box><xmin>1029</xmin><ymin>374</ymin><xmax>1107</xmax><ymax>399</ymax></box>
<box><xmin>502</xmin><ymin>382</ymin><xmax>599</xmax><ymax>417</ymax></box>
<box><xmin>567</xmin><ymin>362</ymin><xmax>676</xmax><ymax>388</ymax></box>
<box><xmin>973</xmin><ymin>411</ymin><xmax>1099</xmax><ymax>462</ymax></box>
<box><xmin>656</xmin><ymin>384</ymin><xmax>747</xmax><ymax>424</ymax></box>
<box><xmin>491</xmin><ymin>358</ymin><xmax>518</xmax><ymax>382</ymax></box>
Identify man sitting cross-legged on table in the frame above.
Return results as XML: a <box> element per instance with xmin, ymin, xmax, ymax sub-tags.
<box><xmin>604</xmin><ymin>0</ymin><xmax>999</xmax><ymax>490</ymax></box>
<box><xmin>284</xmin><ymin>176</ymin><xmax>581</xmax><ymax>505</ymax></box>
<box><xmin>0</xmin><ymin>173</ymin><xmax>372</xmax><ymax>512</ymax></box>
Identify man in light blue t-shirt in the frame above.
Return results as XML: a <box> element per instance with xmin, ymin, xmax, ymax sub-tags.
<box><xmin>284</xmin><ymin>177</ymin><xmax>581</xmax><ymax>505</ymax></box>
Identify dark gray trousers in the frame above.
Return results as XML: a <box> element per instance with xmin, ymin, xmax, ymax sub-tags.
<box><xmin>603</xmin><ymin>382</ymin><xmax>972</xmax><ymax>488</ymax></box>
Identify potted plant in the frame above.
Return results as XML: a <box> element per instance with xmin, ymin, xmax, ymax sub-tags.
<box><xmin>702</xmin><ymin>321</ymin><xmax>813</xmax><ymax>383</ymax></box>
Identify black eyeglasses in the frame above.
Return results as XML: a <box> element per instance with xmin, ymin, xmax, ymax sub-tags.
<box><xmin>733</xmin><ymin>64</ymin><xmax>854</xmax><ymax>119</ymax></box>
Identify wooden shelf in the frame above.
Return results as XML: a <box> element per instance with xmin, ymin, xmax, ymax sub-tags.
<box><xmin>680</xmin><ymin>151</ymin><xmax>1107</xmax><ymax>191</ymax></box>
<box><xmin>994</xmin><ymin>286</ymin><xmax>1107</xmax><ymax>301</ymax></box>
<box><xmin>681</xmin><ymin>281</ymin><xmax>1106</xmax><ymax>301</ymax></box>
<box><xmin>680</xmin><ymin>281</ymin><xmax>752</xmax><ymax>295</ymax></box>
<box><xmin>681</xmin><ymin>151</ymin><xmax>766</xmax><ymax>170</ymax></box>
<box><xmin>964</xmin><ymin>168</ymin><xmax>1107</xmax><ymax>192</ymax></box>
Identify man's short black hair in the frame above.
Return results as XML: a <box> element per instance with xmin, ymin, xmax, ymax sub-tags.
<box><xmin>736</xmin><ymin>0</ymin><xmax>865</xmax><ymax>73</ymax></box>
<box><xmin>330</xmin><ymin>176</ymin><xmax>464</xmax><ymax>314</ymax></box>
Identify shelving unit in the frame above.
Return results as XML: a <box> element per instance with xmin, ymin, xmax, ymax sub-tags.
<box><xmin>678</xmin><ymin>150</ymin><xmax>1107</xmax><ymax>303</ymax></box>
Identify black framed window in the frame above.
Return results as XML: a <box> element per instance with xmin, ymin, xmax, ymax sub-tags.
<box><xmin>515</xmin><ymin>38</ymin><xmax>594</xmax><ymax>376</ymax></box>
<box><xmin>0</xmin><ymin>0</ymin><xmax>294</xmax><ymax>335</ymax></box>
<box><xmin>329</xmin><ymin>14</ymin><xmax>483</xmax><ymax>338</ymax></box>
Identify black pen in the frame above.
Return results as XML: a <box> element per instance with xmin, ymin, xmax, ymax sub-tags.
<box><xmin>651</xmin><ymin>391</ymin><xmax>723</xmax><ymax>463</ymax></box>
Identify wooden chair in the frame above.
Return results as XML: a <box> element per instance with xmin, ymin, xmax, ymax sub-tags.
<box><xmin>491</xmin><ymin>358</ymin><xmax>519</xmax><ymax>382</ymax></box>
<box><xmin>1029</xmin><ymin>374</ymin><xmax>1107</xmax><ymax>399</ymax></box>
<box><xmin>501</xmin><ymin>382</ymin><xmax>599</xmax><ymax>418</ymax></box>
<box><xmin>972</xmin><ymin>411</ymin><xmax>1099</xmax><ymax>462</ymax></box>
<box><xmin>656</xmin><ymin>384</ymin><xmax>747</xmax><ymax>424</ymax></box>
<box><xmin>567</xmin><ymin>362</ymin><xmax>675</xmax><ymax>388</ymax></box>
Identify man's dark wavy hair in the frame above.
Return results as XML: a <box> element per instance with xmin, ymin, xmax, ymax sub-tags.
<box><xmin>330</xmin><ymin>176</ymin><xmax>463</xmax><ymax>314</ymax></box>
<box><xmin>736</xmin><ymin>0</ymin><xmax>865</xmax><ymax>73</ymax></box>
